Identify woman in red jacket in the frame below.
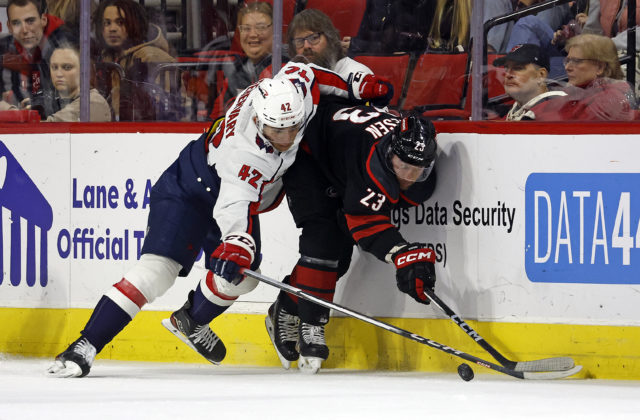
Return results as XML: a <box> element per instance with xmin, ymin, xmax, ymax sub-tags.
<box><xmin>534</xmin><ymin>33</ymin><xmax>636</xmax><ymax>121</ymax></box>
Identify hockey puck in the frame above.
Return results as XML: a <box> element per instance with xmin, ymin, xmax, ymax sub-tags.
<box><xmin>457</xmin><ymin>363</ymin><xmax>474</xmax><ymax>381</ymax></box>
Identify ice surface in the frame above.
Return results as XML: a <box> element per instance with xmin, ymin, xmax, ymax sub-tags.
<box><xmin>0</xmin><ymin>357</ymin><xmax>638</xmax><ymax>420</ymax></box>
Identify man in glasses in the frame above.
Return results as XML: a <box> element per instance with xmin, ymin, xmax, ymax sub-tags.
<box><xmin>266</xmin><ymin>99</ymin><xmax>438</xmax><ymax>373</ymax></box>
<box><xmin>287</xmin><ymin>9</ymin><xmax>373</xmax><ymax>81</ymax></box>
<box><xmin>48</xmin><ymin>60</ymin><xmax>393</xmax><ymax>378</ymax></box>
<box><xmin>493</xmin><ymin>44</ymin><xmax>567</xmax><ymax>121</ymax></box>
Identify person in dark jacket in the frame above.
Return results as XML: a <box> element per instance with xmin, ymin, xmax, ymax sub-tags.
<box><xmin>0</xmin><ymin>0</ymin><xmax>72</xmax><ymax>117</ymax></box>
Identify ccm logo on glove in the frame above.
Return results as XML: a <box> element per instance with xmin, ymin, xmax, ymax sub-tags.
<box><xmin>390</xmin><ymin>243</ymin><xmax>437</xmax><ymax>305</ymax></box>
<box><xmin>394</xmin><ymin>249</ymin><xmax>434</xmax><ymax>267</ymax></box>
<box><xmin>210</xmin><ymin>232</ymin><xmax>256</xmax><ymax>283</ymax></box>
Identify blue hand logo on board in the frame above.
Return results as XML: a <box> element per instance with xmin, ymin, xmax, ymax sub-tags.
<box><xmin>0</xmin><ymin>141</ymin><xmax>52</xmax><ymax>287</ymax></box>
<box><xmin>525</xmin><ymin>173</ymin><xmax>640</xmax><ymax>284</ymax></box>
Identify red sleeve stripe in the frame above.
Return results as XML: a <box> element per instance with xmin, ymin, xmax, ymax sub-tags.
<box><xmin>312</xmin><ymin>67</ymin><xmax>349</xmax><ymax>92</ymax></box>
<box><xmin>365</xmin><ymin>142</ymin><xmax>398</xmax><ymax>204</ymax></box>
<box><xmin>345</xmin><ymin>213</ymin><xmax>390</xmax><ymax>231</ymax></box>
<box><xmin>351</xmin><ymin>223</ymin><xmax>396</xmax><ymax>242</ymax></box>
<box><xmin>114</xmin><ymin>278</ymin><xmax>148</xmax><ymax>309</ymax></box>
<box><xmin>345</xmin><ymin>214</ymin><xmax>396</xmax><ymax>242</ymax></box>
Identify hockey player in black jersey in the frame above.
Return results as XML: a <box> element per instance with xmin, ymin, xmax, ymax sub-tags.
<box><xmin>265</xmin><ymin>98</ymin><xmax>438</xmax><ymax>373</ymax></box>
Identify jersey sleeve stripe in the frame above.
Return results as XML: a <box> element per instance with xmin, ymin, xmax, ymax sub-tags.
<box><xmin>311</xmin><ymin>66</ymin><xmax>349</xmax><ymax>92</ymax></box>
<box><xmin>345</xmin><ymin>214</ymin><xmax>396</xmax><ymax>242</ymax></box>
<box><xmin>350</xmin><ymin>223</ymin><xmax>396</xmax><ymax>242</ymax></box>
<box><xmin>346</xmin><ymin>214</ymin><xmax>390</xmax><ymax>228</ymax></box>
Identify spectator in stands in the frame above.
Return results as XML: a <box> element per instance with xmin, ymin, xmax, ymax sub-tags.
<box><xmin>0</xmin><ymin>0</ymin><xmax>71</xmax><ymax>116</ymax></box>
<box><xmin>208</xmin><ymin>2</ymin><xmax>285</xmax><ymax>120</ymax></box>
<box><xmin>536</xmin><ymin>34</ymin><xmax>636</xmax><ymax>120</ymax></box>
<box><xmin>493</xmin><ymin>44</ymin><xmax>567</xmax><ymax>120</ymax></box>
<box><xmin>581</xmin><ymin>0</ymin><xmax>640</xmax><ymax>40</ymax></box>
<box><xmin>47</xmin><ymin>0</ymin><xmax>99</xmax><ymax>38</ymax></box>
<box><xmin>428</xmin><ymin>0</ymin><xmax>472</xmax><ymax>51</ymax></box>
<box><xmin>575</xmin><ymin>0</ymin><xmax>640</xmax><ymax>96</ymax></box>
<box><xmin>485</xmin><ymin>0</ymin><xmax>571</xmax><ymax>54</ymax></box>
<box><xmin>225</xmin><ymin>3</ymin><xmax>277</xmax><ymax>99</ymax></box>
<box><xmin>288</xmin><ymin>9</ymin><xmax>371</xmax><ymax>77</ymax></box>
<box><xmin>345</xmin><ymin>0</ymin><xmax>436</xmax><ymax>55</ymax></box>
<box><xmin>92</xmin><ymin>0</ymin><xmax>175</xmax><ymax>121</ymax></box>
<box><xmin>43</xmin><ymin>41</ymin><xmax>111</xmax><ymax>122</ymax></box>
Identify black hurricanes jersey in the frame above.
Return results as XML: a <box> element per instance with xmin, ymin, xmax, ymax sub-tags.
<box><xmin>301</xmin><ymin>98</ymin><xmax>437</xmax><ymax>260</ymax></box>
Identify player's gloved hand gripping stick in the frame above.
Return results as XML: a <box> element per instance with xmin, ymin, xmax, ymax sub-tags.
<box><xmin>211</xmin><ymin>232</ymin><xmax>256</xmax><ymax>284</ymax></box>
<box><xmin>391</xmin><ymin>243</ymin><xmax>436</xmax><ymax>304</ymax></box>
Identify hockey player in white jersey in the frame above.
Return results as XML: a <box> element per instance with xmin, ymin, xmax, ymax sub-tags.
<box><xmin>47</xmin><ymin>60</ymin><xmax>393</xmax><ymax>378</ymax></box>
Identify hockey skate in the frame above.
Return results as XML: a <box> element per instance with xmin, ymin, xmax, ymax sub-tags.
<box><xmin>296</xmin><ymin>322</ymin><xmax>329</xmax><ymax>374</ymax></box>
<box><xmin>162</xmin><ymin>292</ymin><xmax>226</xmax><ymax>364</ymax></box>
<box><xmin>265</xmin><ymin>299</ymin><xmax>300</xmax><ymax>369</ymax></box>
<box><xmin>47</xmin><ymin>337</ymin><xmax>97</xmax><ymax>378</ymax></box>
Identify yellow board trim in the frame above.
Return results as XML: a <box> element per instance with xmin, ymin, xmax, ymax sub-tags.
<box><xmin>1</xmin><ymin>307</ymin><xmax>638</xmax><ymax>379</ymax></box>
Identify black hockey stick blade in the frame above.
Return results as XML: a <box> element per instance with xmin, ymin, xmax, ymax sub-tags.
<box><xmin>243</xmin><ymin>269</ymin><xmax>582</xmax><ymax>380</ymax></box>
<box><xmin>423</xmin><ymin>288</ymin><xmax>576</xmax><ymax>372</ymax></box>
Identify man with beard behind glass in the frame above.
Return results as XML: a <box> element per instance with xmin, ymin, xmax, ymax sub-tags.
<box><xmin>287</xmin><ymin>9</ymin><xmax>372</xmax><ymax>78</ymax></box>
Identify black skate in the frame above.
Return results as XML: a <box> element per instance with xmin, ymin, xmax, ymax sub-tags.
<box><xmin>161</xmin><ymin>292</ymin><xmax>226</xmax><ymax>364</ymax></box>
<box><xmin>265</xmin><ymin>300</ymin><xmax>300</xmax><ymax>369</ymax></box>
<box><xmin>296</xmin><ymin>322</ymin><xmax>329</xmax><ymax>374</ymax></box>
<box><xmin>47</xmin><ymin>337</ymin><xmax>96</xmax><ymax>378</ymax></box>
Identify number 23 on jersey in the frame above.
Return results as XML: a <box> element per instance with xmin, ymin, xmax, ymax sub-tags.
<box><xmin>360</xmin><ymin>188</ymin><xmax>386</xmax><ymax>211</ymax></box>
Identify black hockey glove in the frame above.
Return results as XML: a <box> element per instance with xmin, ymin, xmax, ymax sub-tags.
<box><xmin>391</xmin><ymin>243</ymin><xmax>436</xmax><ymax>304</ymax></box>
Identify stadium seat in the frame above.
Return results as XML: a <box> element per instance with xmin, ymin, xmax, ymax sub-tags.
<box><xmin>402</xmin><ymin>52</ymin><xmax>469</xmax><ymax>111</ymax></box>
<box><xmin>150</xmin><ymin>56</ymin><xmax>243</xmax><ymax>121</ymax></box>
<box><xmin>0</xmin><ymin>110</ymin><xmax>41</xmax><ymax>123</ymax></box>
<box><xmin>352</xmin><ymin>53</ymin><xmax>411</xmax><ymax>107</ymax></box>
<box><xmin>305</xmin><ymin>0</ymin><xmax>367</xmax><ymax>38</ymax></box>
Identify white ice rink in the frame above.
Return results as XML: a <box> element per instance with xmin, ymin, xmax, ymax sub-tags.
<box><xmin>0</xmin><ymin>357</ymin><xmax>638</xmax><ymax>420</ymax></box>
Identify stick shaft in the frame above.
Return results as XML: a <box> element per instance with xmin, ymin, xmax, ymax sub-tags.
<box><xmin>243</xmin><ymin>269</ymin><xmax>525</xmax><ymax>379</ymax></box>
<box><xmin>424</xmin><ymin>289</ymin><xmax>575</xmax><ymax>372</ymax></box>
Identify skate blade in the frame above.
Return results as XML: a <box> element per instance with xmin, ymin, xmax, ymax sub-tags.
<box><xmin>298</xmin><ymin>356</ymin><xmax>323</xmax><ymax>374</ymax></box>
<box><xmin>264</xmin><ymin>316</ymin><xmax>293</xmax><ymax>370</ymax></box>
<box><xmin>161</xmin><ymin>318</ymin><xmax>221</xmax><ymax>366</ymax></box>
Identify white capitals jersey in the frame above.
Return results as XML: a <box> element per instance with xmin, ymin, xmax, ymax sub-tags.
<box><xmin>206</xmin><ymin>61</ymin><xmax>356</xmax><ymax>239</ymax></box>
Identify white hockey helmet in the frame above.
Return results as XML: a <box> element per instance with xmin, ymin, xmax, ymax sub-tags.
<box><xmin>253</xmin><ymin>78</ymin><xmax>305</xmax><ymax>134</ymax></box>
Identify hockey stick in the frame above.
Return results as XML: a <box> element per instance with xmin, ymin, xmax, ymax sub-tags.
<box><xmin>423</xmin><ymin>289</ymin><xmax>575</xmax><ymax>372</ymax></box>
<box><xmin>242</xmin><ymin>269</ymin><xmax>581</xmax><ymax>380</ymax></box>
